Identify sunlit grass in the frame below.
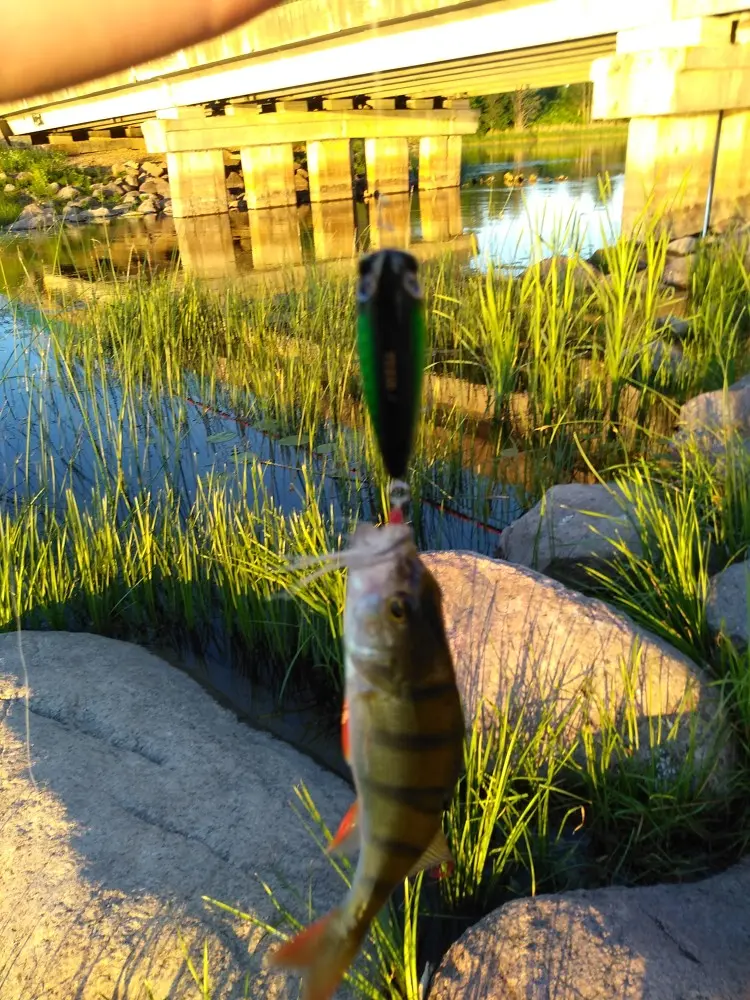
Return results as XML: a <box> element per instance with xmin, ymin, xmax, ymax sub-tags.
<box><xmin>0</xmin><ymin>218</ymin><xmax>750</xmax><ymax>997</ymax></box>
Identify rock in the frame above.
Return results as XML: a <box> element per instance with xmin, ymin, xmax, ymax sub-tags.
<box><xmin>110</xmin><ymin>161</ymin><xmax>126</xmax><ymax>176</ymax></box>
<box><xmin>138</xmin><ymin>197</ymin><xmax>159</xmax><ymax>214</ymax></box>
<box><xmin>673</xmin><ymin>374</ymin><xmax>750</xmax><ymax>457</ymax></box>
<box><xmin>123</xmin><ymin>159</ymin><xmax>140</xmax><ymax>171</ymax></box>
<box><xmin>3</xmin><ymin>183</ymin><xmax>16</xmax><ymax>193</ymax></box>
<box><xmin>225</xmin><ymin>170</ymin><xmax>244</xmax><ymax>191</ymax></box>
<box><xmin>14</xmin><ymin>170</ymin><xmax>34</xmax><ymax>183</ymax></box>
<box><xmin>121</xmin><ymin>191</ymin><xmax>139</xmax><ymax>205</ymax></box>
<box><xmin>56</xmin><ymin>185</ymin><xmax>80</xmax><ymax>200</ymax></box>
<box><xmin>295</xmin><ymin>171</ymin><xmax>310</xmax><ymax>192</ymax></box>
<box><xmin>123</xmin><ymin>173</ymin><xmax>139</xmax><ymax>189</ymax></box>
<box><xmin>0</xmin><ymin>631</ymin><xmax>350</xmax><ymax>1000</ymax></box>
<box><xmin>295</xmin><ymin>166</ymin><xmax>309</xmax><ymax>179</ymax></box>
<box><xmin>0</xmin><ymin>171</ymin><xmax>6</xmax><ymax>182</ymax></box>
<box><xmin>141</xmin><ymin>159</ymin><xmax>165</xmax><ymax>177</ymax></box>
<box><xmin>496</xmin><ymin>483</ymin><xmax>641</xmax><ymax>584</ymax></box>
<box><xmin>100</xmin><ymin>182</ymin><xmax>123</xmax><ymax>198</ymax></box>
<box><xmin>61</xmin><ymin>207</ymin><xmax>82</xmax><ymax>223</ymax></box>
<box><xmin>646</xmin><ymin>338</ymin><xmax>683</xmax><ymax>377</ymax></box>
<box><xmin>667</xmin><ymin>235</ymin><xmax>699</xmax><ymax>256</ymax></box>
<box><xmin>139</xmin><ymin>177</ymin><xmax>171</xmax><ymax>198</ymax></box>
<box><xmin>422</xmin><ymin>551</ymin><xmax>730</xmax><ymax>780</ymax></box>
<box><xmin>8</xmin><ymin>203</ymin><xmax>55</xmax><ymax>231</ymax></box>
<box><xmin>47</xmin><ymin>181</ymin><xmax>60</xmax><ymax>194</ymax></box>
<box><xmin>662</xmin><ymin>253</ymin><xmax>696</xmax><ymax>289</ymax></box>
<box><xmin>430</xmin><ymin>859</ymin><xmax>750</xmax><ymax>1000</ymax></box>
<box><xmin>85</xmin><ymin>206</ymin><xmax>112</xmax><ymax>221</ymax></box>
<box><xmin>656</xmin><ymin>314</ymin><xmax>691</xmax><ymax>341</ymax></box>
<box><xmin>707</xmin><ymin>561</ymin><xmax>750</xmax><ymax>649</ymax></box>
<box><xmin>162</xmin><ymin>200</ymin><xmax>173</xmax><ymax>216</ymax></box>
<box><xmin>521</xmin><ymin>254</ymin><xmax>598</xmax><ymax>290</ymax></box>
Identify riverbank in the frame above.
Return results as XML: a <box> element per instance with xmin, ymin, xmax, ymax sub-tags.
<box><xmin>1</xmin><ymin>218</ymin><xmax>750</xmax><ymax>997</ymax></box>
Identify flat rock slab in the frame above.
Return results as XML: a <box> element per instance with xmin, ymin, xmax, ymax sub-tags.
<box><xmin>430</xmin><ymin>859</ymin><xmax>750</xmax><ymax>1000</ymax></box>
<box><xmin>423</xmin><ymin>552</ymin><xmax>730</xmax><ymax>782</ymax></box>
<box><xmin>496</xmin><ymin>483</ymin><xmax>641</xmax><ymax>586</ymax></box>
<box><xmin>0</xmin><ymin>631</ymin><xmax>352</xmax><ymax>1000</ymax></box>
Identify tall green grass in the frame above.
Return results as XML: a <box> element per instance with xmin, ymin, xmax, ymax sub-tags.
<box><xmin>2</xmin><ymin>220</ymin><xmax>750</xmax><ymax>998</ymax></box>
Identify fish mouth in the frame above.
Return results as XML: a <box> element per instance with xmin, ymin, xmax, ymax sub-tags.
<box><xmin>284</xmin><ymin>521</ymin><xmax>415</xmax><ymax>590</ymax></box>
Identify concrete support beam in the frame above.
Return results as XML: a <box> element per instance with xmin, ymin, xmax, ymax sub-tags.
<box><xmin>166</xmin><ymin>149</ymin><xmax>228</xmax><ymax>218</ymax></box>
<box><xmin>365</xmin><ymin>137</ymin><xmax>410</xmax><ymax>195</ymax></box>
<box><xmin>615</xmin><ymin>16</ymin><xmax>734</xmax><ymax>53</ymax></box>
<box><xmin>593</xmin><ymin>25</ymin><xmax>750</xmax><ymax>236</ymax></box>
<box><xmin>592</xmin><ymin>43</ymin><xmax>750</xmax><ymax>119</ymax></box>
<box><xmin>142</xmin><ymin>108</ymin><xmax>478</xmax><ymax>155</ymax></box>
<box><xmin>307</xmin><ymin>139</ymin><xmax>353</xmax><ymax>202</ymax></box>
<box><xmin>240</xmin><ymin>143</ymin><xmax>296</xmax><ymax>209</ymax></box>
<box><xmin>418</xmin><ymin>134</ymin><xmax>462</xmax><ymax>189</ymax></box>
<box><xmin>156</xmin><ymin>107</ymin><xmax>206</xmax><ymax>120</ymax></box>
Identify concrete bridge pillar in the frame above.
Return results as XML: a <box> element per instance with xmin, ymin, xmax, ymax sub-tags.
<box><xmin>418</xmin><ymin>135</ymin><xmax>462</xmax><ymax>190</ymax></box>
<box><xmin>592</xmin><ymin>14</ymin><xmax>750</xmax><ymax>237</ymax></box>
<box><xmin>166</xmin><ymin>150</ymin><xmax>228</xmax><ymax>218</ymax></box>
<box><xmin>240</xmin><ymin>143</ymin><xmax>296</xmax><ymax>209</ymax></box>
<box><xmin>307</xmin><ymin>139</ymin><xmax>353</xmax><ymax>202</ymax></box>
<box><xmin>365</xmin><ymin>137</ymin><xmax>410</xmax><ymax>196</ymax></box>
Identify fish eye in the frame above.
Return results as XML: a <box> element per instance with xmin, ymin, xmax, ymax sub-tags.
<box><xmin>388</xmin><ymin>596</ymin><xmax>408</xmax><ymax>622</ymax></box>
<box><xmin>357</xmin><ymin>272</ymin><xmax>377</xmax><ymax>303</ymax></box>
<box><xmin>402</xmin><ymin>271</ymin><xmax>423</xmax><ymax>300</ymax></box>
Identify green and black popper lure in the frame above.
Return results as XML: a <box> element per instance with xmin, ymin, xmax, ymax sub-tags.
<box><xmin>355</xmin><ymin>249</ymin><xmax>427</xmax><ymax>523</ymax></box>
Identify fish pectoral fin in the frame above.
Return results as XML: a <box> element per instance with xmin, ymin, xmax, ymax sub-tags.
<box><xmin>408</xmin><ymin>827</ymin><xmax>454</xmax><ymax>878</ymax></box>
<box><xmin>326</xmin><ymin>800</ymin><xmax>361</xmax><ymax>857</ymax></box>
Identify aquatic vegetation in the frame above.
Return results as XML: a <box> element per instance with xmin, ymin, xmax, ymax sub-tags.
<box><xmin>1</xmin><ymin>220</ymin><xmax>750</xmax><ymax>997</ymax></box>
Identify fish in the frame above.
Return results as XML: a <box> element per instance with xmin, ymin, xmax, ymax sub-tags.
<box><xmin>268</xmin><ymin>521</ymin><xmax>465</xmax><ymax>1000</ymax></box>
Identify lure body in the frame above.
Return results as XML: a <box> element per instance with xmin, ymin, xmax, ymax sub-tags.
<box><xmin>356</xmin><ymin>249</ymin><xmax>427</xmax><ymax>482</ymax></box>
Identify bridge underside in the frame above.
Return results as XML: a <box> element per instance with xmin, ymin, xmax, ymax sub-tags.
<box><xmin>0</xmin><ymin>37</ymin><xmax>612</xmax><ymax>139</ymax></box>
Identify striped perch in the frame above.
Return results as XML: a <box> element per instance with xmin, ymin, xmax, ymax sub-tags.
<box><xmin>268</xmin><ymin>521</ymin><xmax>465</xmax><ymax>1000</ymax></box>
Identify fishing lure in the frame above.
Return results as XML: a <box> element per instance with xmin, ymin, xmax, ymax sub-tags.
<box><xmin>356</xmin><ymin>249</ymin><xmax>427</xmax><ymax>516</ymax></box>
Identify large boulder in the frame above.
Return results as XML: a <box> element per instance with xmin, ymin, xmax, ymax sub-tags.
<box><xmin>707</xmin><ymin>561</ymin><xmax>750</xmax><ymax>649</ymax></box>
<box><xmin>430</xmin><ymin>859</ymin><xmax>750</xmax><ymax>1000</ymax></box>
<box><xmin>423</xmin><ymin>552</ymin><xmax>730</xmax><ymax>780</ymax></box>
<box><xmin>673</xmin><ymin>375</ymin><xmax>750</xmax><ymax>458</ymax></box>
<box><xmin>495</xmin><ymin>483</ymin><xmax>641</xmax><ymax>586</ymax></box>
<box><xmin>0</xmin><ymin>631</ymin><xmax>351</xmax><ymax>1000</ymax></box>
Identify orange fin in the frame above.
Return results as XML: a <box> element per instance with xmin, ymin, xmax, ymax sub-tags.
<box><xmin>268</xmin><ymin>908</ymin><xmax>361</xmax><ymax>1000</ymax></box>
<box><xmin>327</xmin><ymin>800</ymin><xmax>360</xmax><ymax>856</ymax></box>
<box><xmin>408</xmin><ymin>827</ymin><xmax>454</xmax><ymax>878</ymax></box>
<box><xmin>341</xmin><ymin>698</ymin><xmax>350</xmax><ymax>763</ymax></box>
<box><xmin>270</xmin><ymin>912</ymin><xmax>335</xmax><ymax>970</ymax></box>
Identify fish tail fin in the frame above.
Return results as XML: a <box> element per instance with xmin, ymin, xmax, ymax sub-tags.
<box><xmin>269</xmin><ymin>908</ymin><xmax>363</xmax><ymax>1000</ymax></box>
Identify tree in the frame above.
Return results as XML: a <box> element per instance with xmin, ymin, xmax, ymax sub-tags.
<box><xmin>511</xmin><ymin>86</ymin><xmax>543</xmax><ymax>131</ymax></box>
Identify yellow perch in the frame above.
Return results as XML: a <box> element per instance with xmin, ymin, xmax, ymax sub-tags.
<box><xmin>268</xmin><ymin>521</ymin><xmax>465</xmax><ymax>1000</ymax></box>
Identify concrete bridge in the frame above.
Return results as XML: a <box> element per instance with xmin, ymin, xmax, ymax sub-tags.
<box><xmin>1</xmin><ymin>0</ymin><xmax>750</xmax><ymax>236</ymax></box>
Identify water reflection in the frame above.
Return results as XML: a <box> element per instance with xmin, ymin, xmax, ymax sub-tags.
<box><xmin>0</xmin><ymin>136</ymin><xmax>627</xmax><ymax>292</ymax></box>
<box><xmin>174</xmin><ymin>215</ymin><xmax>237</xmax><ymax>279</ymax></box>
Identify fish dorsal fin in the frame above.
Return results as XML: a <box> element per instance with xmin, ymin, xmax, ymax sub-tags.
<box><xmin>408</xmin><ymin>827</ymin><xmax>454</xmax><ymax>878</ymax></box>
